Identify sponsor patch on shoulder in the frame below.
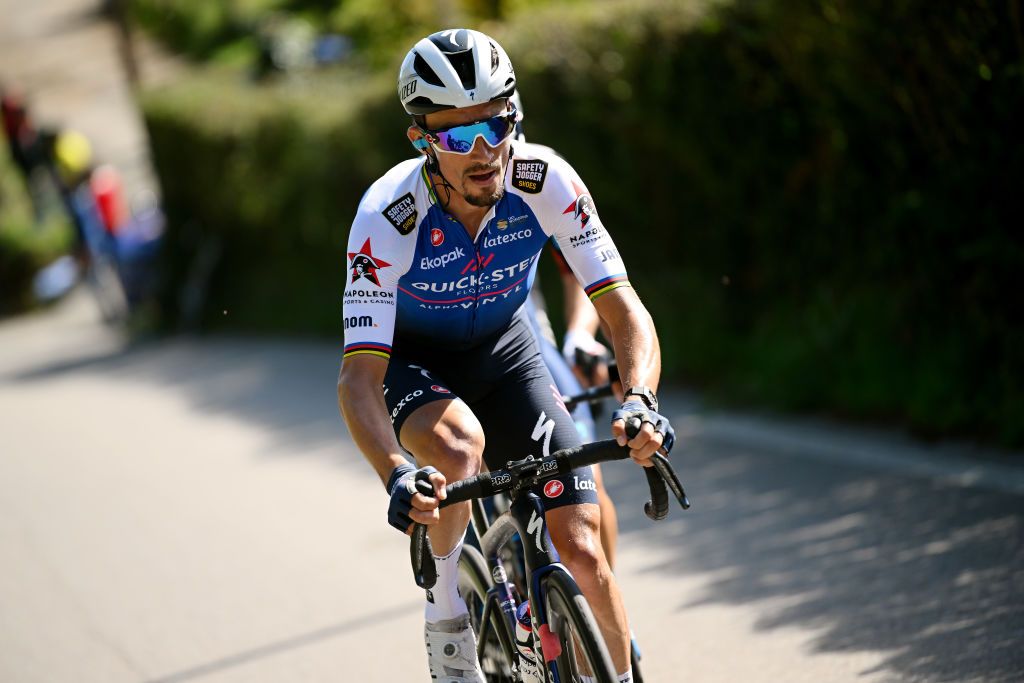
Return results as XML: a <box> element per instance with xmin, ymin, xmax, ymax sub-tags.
<box><xmin>382</xmin><ymin>193</ymin><xmax>417</xmax><ymax>235</ymax></box>
<box><xmin>511</xmin><ymin>159</ymin><xmax>548</xmax><ymax>194</ymax></box>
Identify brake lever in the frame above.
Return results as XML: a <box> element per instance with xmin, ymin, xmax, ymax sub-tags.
<box><xmin>411</xmin><ymin>524</ymin><xmax>436</xmax><ymax>588</ymax></box>
<box><xmin>650</xmin><ymin>453</ymin><xmax>690</xmax><ymax>510</ymax></box>
<box><xmin>410</xmin><ymin>477</ymin><xmax>439</xmax><ymax>589</ymax></box>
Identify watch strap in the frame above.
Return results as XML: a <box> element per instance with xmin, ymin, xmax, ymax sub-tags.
<box><xmin>623</xmin><ymin>385</ymin><xmax>658</xmax><ymax>411</ymax></box>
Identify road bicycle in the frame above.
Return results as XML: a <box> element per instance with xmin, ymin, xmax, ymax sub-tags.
<box><xmin>410</xmin><ymin>419</ymin><xmax>689</xmax><ymax>682</ymax></box>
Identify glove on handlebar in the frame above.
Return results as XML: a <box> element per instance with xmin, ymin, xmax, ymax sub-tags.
<box><xmin>611</xmin><ymin>400</ymin><xmax>676</xmax><ymax>455</ymax></box>
<box><xmin>387</xmin><ymin>463</ymin><xmax>439</xmax><ymax>533</ymax></box>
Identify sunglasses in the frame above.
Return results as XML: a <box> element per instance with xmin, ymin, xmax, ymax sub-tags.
<box><xmin>420</xmin><ymin>107</ymin><xmax>521</xmax><ymax>155</ymax></box>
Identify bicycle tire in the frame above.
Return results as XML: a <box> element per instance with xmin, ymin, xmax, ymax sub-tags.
<box><xmin>541</xmin><ymin>569</ymin><xmax>618</xmax><ymax>683</ymax></box>
<box><xmin>631</xmin><ymin>643</ymin><xmax>644</xmax><ymax>683</ymax></box>
<box><xmin>458</xmin><ymin>545</ymin><xmax>516</xmax><ymax>683</ymax></box>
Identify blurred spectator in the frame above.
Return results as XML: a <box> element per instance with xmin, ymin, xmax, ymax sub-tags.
<box><xmin>1</xmin><ymin>85</ymin><xmax>51</xmax><ymax>219</ymax></box>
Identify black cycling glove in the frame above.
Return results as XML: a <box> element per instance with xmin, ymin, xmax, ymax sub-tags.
<box><xmin>386</xmin><ymin>463</ymin><xmax>440</xmax><ymax>533</ymax></box>
<box><xmin>611</xmin><ymin>400</ymin><xmax>676</xmax><ymax>455</ymax></box>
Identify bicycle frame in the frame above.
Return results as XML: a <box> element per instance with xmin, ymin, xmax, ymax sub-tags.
<box><xmin>473</xmin><ymin>489</ymin><xmax>580</xmax><ymax>680</ymax></box>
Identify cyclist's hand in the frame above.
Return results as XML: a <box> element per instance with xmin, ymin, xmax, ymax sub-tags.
<box><xmin>611</xmin><ymin>401</ymin><xmax>676</xmax><ymax>466</ymax></box>
<box><xmin>563</xmin><ymin>330</ymin><xmax>610</xmax><ymax>388</ymax></box>
<box><xmin>386</xmin><ymin>464</ymin><xmax>447</xmax><ymax>535</ymax></box>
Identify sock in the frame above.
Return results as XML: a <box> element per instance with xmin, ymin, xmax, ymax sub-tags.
<box><xmin>424</xmin><ymin>534</ymin><xmax>468</xmax><ymax>623</ymax></box>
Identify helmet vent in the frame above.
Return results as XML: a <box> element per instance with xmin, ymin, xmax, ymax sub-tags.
<box><xmin>490</xmin><ymin>43</ymin><xmax>499</xmax><ymax>74</ymax></box>
<box><xmin>445</xmin><ymin>49</ymin><xmax>477</xmax><ymax>90</ymax></box>
<box><xmin>413</xmin><ymin>53</ymin><xmax>443</xmax><ymax>87</ymax></box>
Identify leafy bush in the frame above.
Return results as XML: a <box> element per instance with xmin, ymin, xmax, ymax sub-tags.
<box><xmin>0</xmin><ymin>154</ymin><xmax>74</xmax><ymax>315</ymax></box>
<box><xmin>142</xmin><ymin>0</ymin><xmax>1024</xmax><ymax>444</ymax></box>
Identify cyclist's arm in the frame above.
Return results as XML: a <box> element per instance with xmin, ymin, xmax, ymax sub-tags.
<box><xmin>591</xmin><ymin>286</ymin><xmax>661</xmax><ymax>395</ymax></box>
<box><xmin>337</xmin><ymin>356</ymin><xmax>408</xmax><ymax>487</ymax></box>
<box><xmin>531</xmin><ymin>154</ymin><xmax>666</xmax><ymax>459</ymax></box>
<box><xmin>338</xmin><ymin>195</ymin><xmax>421</xmax><ymax>489</ymax></box>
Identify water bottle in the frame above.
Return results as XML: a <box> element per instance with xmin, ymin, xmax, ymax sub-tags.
<box><xmin>515</xmin><ymin>602</ymin><xmax>545</xmax><ymax>683</ymax></box>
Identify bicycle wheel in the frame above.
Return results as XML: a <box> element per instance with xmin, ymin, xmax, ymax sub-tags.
<box><xmin>630</xmin><ymin>640</ymin><xmax>644</xmax><ymax>683</ymax></box>
<box><xmin>540</xmin><ymin>568</ymin><xmax>618</xmax><ymax>683</ymax></box>
<box><xmin>458</xmin><ymin>545</ymin><xmax>516</xmax><ymax>683</ymax></box>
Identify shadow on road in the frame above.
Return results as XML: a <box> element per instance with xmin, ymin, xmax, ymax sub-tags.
<box><xmin>605</xmin><ymin>439</ymin><xmax>1024</xmax><ymax>683</ymax></box>
<box><xmin>9</xmin><ymin>331</ymin><xmax>1023</xmax><ymax>681</ymax></box>
<box><xmin>9</xmin><ymin>335</ymin><xmax>352</xmax><ymax>460</ymax></box>
<box><xmin>143</xmin><ymin>601</ymin><xmax>417</xmax><ymax>683</ymax></box>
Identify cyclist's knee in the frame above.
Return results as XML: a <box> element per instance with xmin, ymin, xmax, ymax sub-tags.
<box><xmin>548</xmin><ymin>507</ymin><xmax>608</xmax><ymax>577</ymax></box>
<box><xmin>402</xmin><ymin>402</ymin><xmax>484</xmax><ymax>480</ymax></box>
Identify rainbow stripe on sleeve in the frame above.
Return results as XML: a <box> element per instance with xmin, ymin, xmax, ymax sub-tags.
<box><xmin>584</xmin><ymin>274</ymin><xmax>630</xmax><ymax>302</ymax></box>
<box><xmin>343</xmin><ymin>342</ymin><xmax>392</xmax><ymax>360</ymax></box>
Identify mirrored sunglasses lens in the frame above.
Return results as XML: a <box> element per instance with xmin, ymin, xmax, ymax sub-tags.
<box><xmin>436</xmin><ymin>116</ymin><xmax>512</xmax><ymax>153</ymax></box>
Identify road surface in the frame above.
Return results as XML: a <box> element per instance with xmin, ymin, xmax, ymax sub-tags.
<box><xmin>1</xmin><ymin>293</ymin><xmax>1021</xmax><ymax>683</ymax></box>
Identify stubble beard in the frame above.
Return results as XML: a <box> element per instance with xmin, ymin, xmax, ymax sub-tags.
<box><xmin>463</xmin><ymin>185</ymin><xmax>504</xmax><ymax>207</ymax></box>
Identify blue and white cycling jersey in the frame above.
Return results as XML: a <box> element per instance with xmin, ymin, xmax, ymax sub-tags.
<box><xmin>342</xmin><ymin>141</ymin><xmax>629</xmax><ymax>359</ymax></box>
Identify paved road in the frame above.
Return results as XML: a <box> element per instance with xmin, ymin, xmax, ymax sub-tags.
<box><xmin>1</xmin><ymin>294</ymin><xmax>1021</xmax><ymax>682</ymax></box>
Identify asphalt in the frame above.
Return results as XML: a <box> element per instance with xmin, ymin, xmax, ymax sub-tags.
<box><xmin>1</xmin><ymin>292</ymin><xmax>1021</xmax><ymax>682</ymax></box>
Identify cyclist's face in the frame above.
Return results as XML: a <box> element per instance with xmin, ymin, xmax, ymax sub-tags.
<box><xmin>423</xmin><ymin>100</ymin><xmax>512</xmax><ymax>208</ymax></box>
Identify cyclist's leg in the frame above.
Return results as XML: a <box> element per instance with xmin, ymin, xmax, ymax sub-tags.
<box><xmin>590</xmin><ymin>463</ymin><xmax>618</xmax><ymax>569</ymax></box>
<box><xmin>384</xmin><ymin>359</ymin><xmax>487</xmax><ymax>681</ymax></box>
<box><xmin>472</xmin><ymin>356</ymin><xmax>632</xmax><ymax>676</ymax></box>
<box><xmin>533</xmin><ymin>321</ymin><xmax>620</xmax><ymax>569</ymax></box>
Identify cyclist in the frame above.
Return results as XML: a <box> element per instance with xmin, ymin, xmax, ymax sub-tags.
<box><xmin>337</xmin><ymin>29</ymin><xmax>675</xmax><ymax>683</ymax></box>
<box><xmin>508</xmin><ymin>88</ymin><xmax>624</xmax><ymax>569</ymax></box>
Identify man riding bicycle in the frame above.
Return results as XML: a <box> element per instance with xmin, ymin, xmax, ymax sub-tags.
<box><xmin>337</xmin><ymin>28</ymin><xmax>675</xmax><ymax>683</ymax></box>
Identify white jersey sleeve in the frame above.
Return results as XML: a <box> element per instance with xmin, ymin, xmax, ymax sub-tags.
<box><xmin>342</xmin><ymin>169</ymin><xmax>420</xmax><ymax>361</ymax></box>
<box><xmin>512</xmin><ymin>145</ymin><xmax>630</xmax><ymax>302</ymax></box>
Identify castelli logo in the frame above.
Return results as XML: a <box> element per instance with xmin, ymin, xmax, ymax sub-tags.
<box><xmin>430</xmin><ymin>385</ymin><xmax>450</xmax><ymax>394</ymax></box>
<box><xmin>431</xmin><ymin>228</ymin><xmax>444</xmax><ymax>247</ymax></box>
<box><xmin>543</xmin><ymin>480</ymin><xmax>564</xmax><ymax>498</ymax></box>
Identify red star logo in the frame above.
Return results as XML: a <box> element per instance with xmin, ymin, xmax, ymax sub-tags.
<box><xmin>348</xmin><ymin>238</ymin><xmax>391</xmax><ymax>287</ymax></box>
<box><xmin>562</xmin><ymin>179</ymin><xmax>593</xmax><ymax>228</ymax></box>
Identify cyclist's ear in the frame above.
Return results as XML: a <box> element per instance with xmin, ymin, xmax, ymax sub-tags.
<box><xmin>407</xmin><ymin>126</ymin><xmax>430</xmax><ymax>156</ymax></box>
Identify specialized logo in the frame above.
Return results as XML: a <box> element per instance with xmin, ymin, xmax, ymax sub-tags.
<box><xmin>348</xmin><ymin>238</ymin><xmax>391</xmax><ymax>286</ymax></box>
<box><xmin>382</xmin><ymin>192</ymin><xmax>417</xmax><ymax>235</ymax></box>
<box><xmin>492</xmin><ymin>565</ymin><xmax>508</xmax><ymax>584</ymax></box>
<box><xmin>531</xmin><ymin>411</ymin><xmax>555</xmax><ymax>458</ymax></box>
<box><xmin>543</xmin><ymin>480</ymin><xmax>564</xmax><ymax>498</ymax></box>
<box><xmin>401</xmin><ymin>80</ymin><xmax>416</xmax><ymax>100</ymax></box>
<box><xmin>527</xmin><ymin>510</ymin><xmax>545</xmax><ymax>552</ymax></box>
<box><xmin>562</xmin><ymin>179</ymin><xmax>594</xmax><ymax>228</ymax></box>
<box><xmin>512</xmin><ymin>159</ymin><xmax>548</xmax><ymax>194</ymax></box>
<box><xmin>430</xmin><ymin>384</ymin><xmax>450</xmax><ymax>394</ymax></box>
<box><xmin>430</xmin><ymin>228</ymin><xmax>445</xmax><ymax>246</ymax></box>
<box><xmin>420</xmin><ymin>246</ymin><xmax>465</xmax><ymax>270</ymax></box>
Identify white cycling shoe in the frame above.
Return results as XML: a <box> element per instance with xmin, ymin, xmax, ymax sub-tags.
<box><xmin>424</xmin><ymin>614</ymin><xmax>486</xmax><ymax>682</ymax></box>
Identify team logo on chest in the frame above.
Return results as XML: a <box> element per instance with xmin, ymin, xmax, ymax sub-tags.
<box><xmin>348</xmin><ymin>238</ymin><xmax>391</xmax><ymax>286</ymax></box>
<box><xmin>430</xmin><ymin>228</ymin><xmax>445</xmax><ymax>246</ymax></box>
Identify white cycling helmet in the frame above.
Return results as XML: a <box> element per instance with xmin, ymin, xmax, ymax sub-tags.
<box><xmin>398</xmin><ymin>29</ymin><xmax>516</xmax><ymax>116</ymax></box>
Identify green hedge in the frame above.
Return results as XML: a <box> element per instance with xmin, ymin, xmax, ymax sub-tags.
<box><xmin>0</xmin><ymin>155</ymin><xmax>73</xmax><ymax>315</ymax></box>
<box><xmin>142</xmin><ymin>0</ymin><xmax>1024</xmax><ymax>445</ymax></box>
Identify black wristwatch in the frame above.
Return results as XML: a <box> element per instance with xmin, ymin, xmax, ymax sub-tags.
<box><xmin>623</xmin><ymin>385</ymin><xmax>659</xmax><ymax>412</ymax></box>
